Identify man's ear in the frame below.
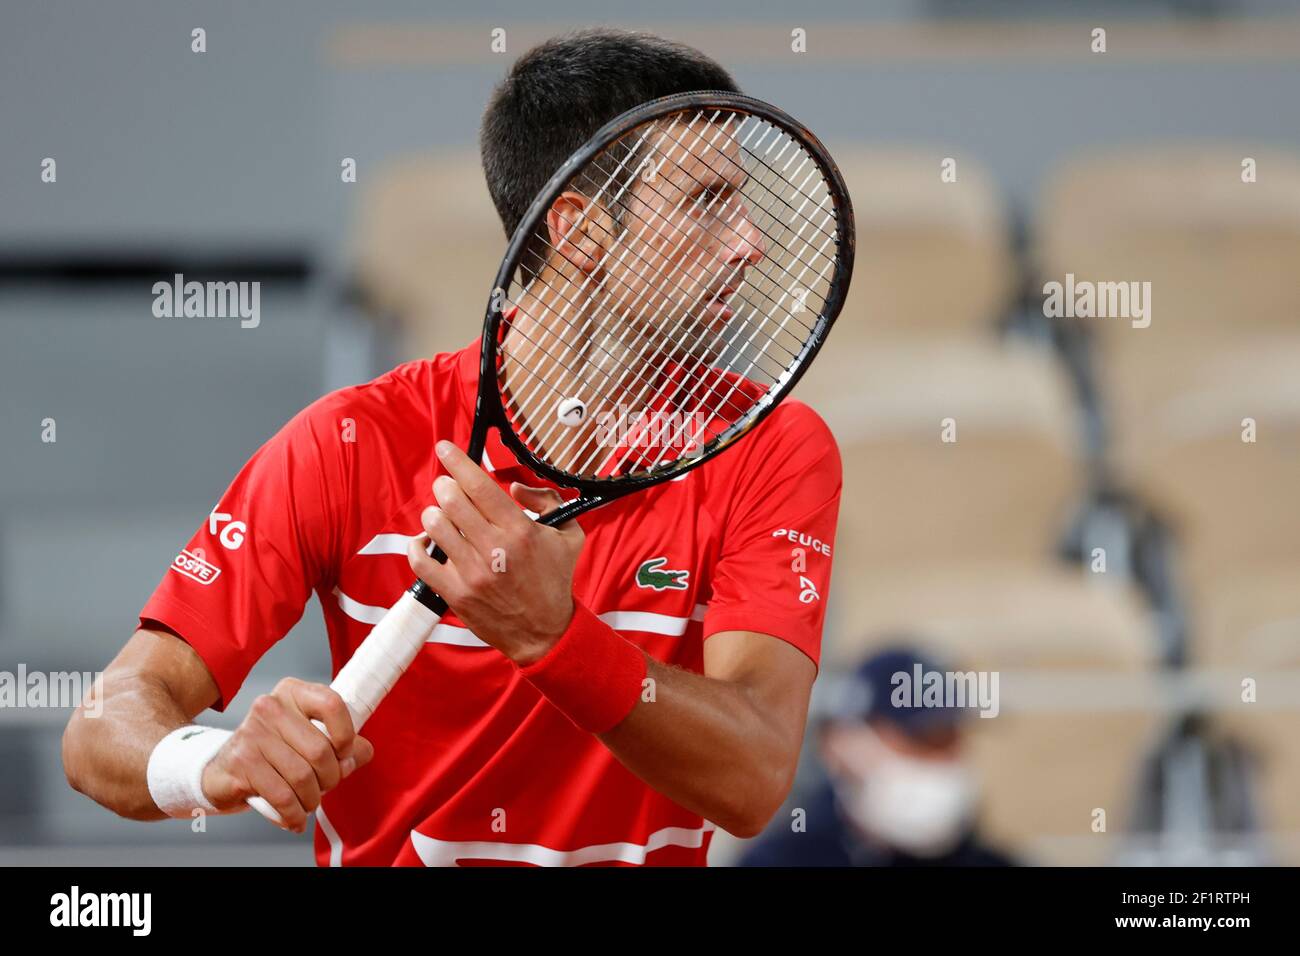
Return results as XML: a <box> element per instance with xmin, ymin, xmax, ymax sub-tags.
<box><xmin>546</xmin><ymin>191</ymin><xmax>604</xmax><ymax>274</ymax></box>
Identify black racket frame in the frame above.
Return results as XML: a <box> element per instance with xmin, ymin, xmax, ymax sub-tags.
<box><xmin>412</xmin><ymin>90</ymin><xmax>855</xmax><ymax>614</ymax></box>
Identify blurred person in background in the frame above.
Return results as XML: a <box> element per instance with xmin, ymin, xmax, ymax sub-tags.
<box><xmin>742</xmin><ymin>645</ymin><xmax>1016</xmax><ymax>867</ymax></box>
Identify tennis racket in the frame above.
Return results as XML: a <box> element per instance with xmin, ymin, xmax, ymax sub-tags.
<box><xmin>248</xmin><ymin>89</ymin><xmax>854</xmax><ymax>823</ymax></box>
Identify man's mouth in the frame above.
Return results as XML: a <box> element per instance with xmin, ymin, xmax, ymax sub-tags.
<box><xmin>704</xmin><ymin>286</ymin><xmax>738</xmax><ymax>319</ymax></box>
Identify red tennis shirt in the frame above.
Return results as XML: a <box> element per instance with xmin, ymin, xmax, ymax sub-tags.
<box><xmin>139</xmin><ymin>337</ymin><xmax>841</xmax><ymax>866</ymax></box>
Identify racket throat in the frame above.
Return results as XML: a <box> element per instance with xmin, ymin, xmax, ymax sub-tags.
<box><xmin>409</xmin><ymin>580</ymin><xmax>450</xmax><ymax>616</ymax></box>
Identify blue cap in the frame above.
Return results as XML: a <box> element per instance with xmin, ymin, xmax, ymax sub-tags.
<box><xmin>829</xmin><ymin>645</ymin><xmax>967</xmax><ymax>736</ymax></box>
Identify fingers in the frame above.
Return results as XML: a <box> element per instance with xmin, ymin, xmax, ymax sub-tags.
<box><xmin>351</xmin><ymin>734</ymin><xmax>375</xmax><ymax>770</ymax></box>
<box><xmin>436</xmin><ymin>441</ymin><xmax>530</xmax><ymax>530</ymax></box>
<box><xmin>509</xmin><ymin>482</ymin><xmax>566</xmax><ymax>518</ymax></box>
<box><xmin>419</xmin><ymin>503</ymin><xmax>480</xmax><ymax>572</ymax></box>
<box><xmin>277</xmin><ymin>677</ymin><xmax>357</xmax><ymax>760</ymax></box>
<box><xmin>275</xmin><ymin>706</ymin><xmax>344</xmax><ymax>795</ymax></box>
<box><xmin>238</xmin><ymin>743</ymin><xmax>311</xmax><ymax>832</ymax></box>
<box><xmin>204</xmin><ymin>679</ymin><xmax>367</xmax><ymax>832</ymax></box>
<box><xmin>253</xmin><ymin>685</ymin><xmax>341</xmax><ymax>808</ymax></box>
<box><xmin>512</xmin><ymin>484</ymin><xmax>584</xmax><ymax>545</ymax></box>
<box><xmin>408</xmin><ymin>531</ymin><xmax>466</xmax><ymax>595</ymax></box>
<box><xmin>253</xmin><ymin>732</ymin><xmax>320</xmax><ymax>831</ymax></box>
<box><xmin>433</xmin><ymin>474</ymin><xmax>494</xmax><ymax>550</ymax></box>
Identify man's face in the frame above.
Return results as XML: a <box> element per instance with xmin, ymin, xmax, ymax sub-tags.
<box><xmin>546</xmin><ymin>117</ymin><xmax>768</xmax><ymax>366</ymax></box>
<box><xmin>821</xmin><ymin>718</ymin><xmax>978</xmax><ymax>857</ymax></box>
<box><xmin>612</xmin><ymin>119</ymin><xmax>767</xmax><ymax>346</ymax></box>
<box><xmin>823</xmin><ymin>718</ymin><xmax>963</xmax><ymax>774</ymax></box>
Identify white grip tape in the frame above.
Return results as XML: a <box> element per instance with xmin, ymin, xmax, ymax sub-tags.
<box><xmin>246</xmin><ymin>590</ymin><xmax>442</xmax><ymax>826</ymax></box>
<box><xmin>332</xmin><ymin>591</ymin><xmax>442</xmax><ymax>728</ymax></box>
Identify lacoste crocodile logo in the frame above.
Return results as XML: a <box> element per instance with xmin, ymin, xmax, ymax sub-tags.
<box><xmin>636</xmin><ymin>557</ymin><xmax>690</xmax><ymax>591</ymax></box>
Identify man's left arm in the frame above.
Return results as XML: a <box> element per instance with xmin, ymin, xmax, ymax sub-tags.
<box><xmin>597</xmin><ymin>629</ymin><xmax>815</xmax><ymax>838</ymax></box>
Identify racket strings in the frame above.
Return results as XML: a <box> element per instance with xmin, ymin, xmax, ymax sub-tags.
<box><xmin>572</xmin><ymin>153</ymin><xmax>832</xmax><ymax>476</ymax></box>
<box><xmin>494</xmin><ymin>112</ymin><xmax>761</xmax><ymax>454</ymax></box>
<box><xmin>498</xmin><ymin>108</ymin><xmax>841</xmax><ymax>479</ymax></box>
<box><xmin>512</xmin><ymin>129</ymin><xmax>826</xmax><ymax>424</ymax></box>
<box><xmin>611</xmin><ymin>108</ymin><xmax>838</xmax><ymax>240</ymax></box>
<box><xmin>502</xmin><ymin>171</ymin><xmax>800</xmax><ymax>458</ymax></box>
<box><xmin>572</xmin><ymin>121</ymin><xmax>839</xmax><ymax>315</ymax></box>
<box><xmin>591</xmin><ymin>133</ymin><xmax>839</xmax><ymax>277</ymax></box>
<box><xmin>503</xmin><ymin>218</ymin><xmax>818</xmax><ymax>471</ymax></box>
<box><xmin>561</xmin><ymin>167</ymin><xmax>832</xmax><ymax>338</ymax></box>
<box><xmin>508</xmin><ymin>185</ymin><xmax>818</xmax><ymax>398</ymax></box>
<box><xmin>501</xmin><ymin>259</ymin><xmax>780</xmax><ymax>430</ymax></box>
<box><xmin>508</xmin><ymin>136</ymin><xmax>835</xmax><ymax>476</ymax></box>
<box><xmin>512</xmin><ymin>261</ymin><xmax>805</xmax><ymax>479</ymax></box>
<box><xmin>500</xmin><ymin>112</ymin><xmax>784</xmax><ymax>442</ymax></box>
<box><xmin>517</xmin><ymin>179</ymin><xmax>830</xmax><ymax>475</ymax></box>
<box><xmin>575</xmin><ymin>113</ymin><xmax>836</xmax><ymax>376</ymax></box>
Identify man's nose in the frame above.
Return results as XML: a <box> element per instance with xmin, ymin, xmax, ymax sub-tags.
<box><xmin>724</xmin><ymin>205</ymin><xmax>767</xmax><ymax>268</ymax></box>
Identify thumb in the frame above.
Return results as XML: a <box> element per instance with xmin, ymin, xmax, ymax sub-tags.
<box><xmin>343</xmin><ymin>735</ymin><xmax>375</xmax><ymax>777</ymax></box>
<box><xmin>510</xmin><ymin>482</ymin><xmax>566</xmax><ymax>519</ymax></box>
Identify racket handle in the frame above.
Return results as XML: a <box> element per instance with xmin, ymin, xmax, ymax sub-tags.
<box><xmin>245</xmin><ymin>589</ymin><xmax>444</xmax><ymax>826</ymax></box>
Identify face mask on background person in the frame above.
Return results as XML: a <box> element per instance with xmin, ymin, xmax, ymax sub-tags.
<box><xmin>833</xmin><ymin>724</ymin><xmax>978</xmax><ymax>858</ymax></box>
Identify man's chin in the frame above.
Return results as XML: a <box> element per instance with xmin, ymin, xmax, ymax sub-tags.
<box><xmin>604</xmin><ymin>311</ymin><xmax>729</xmax><ymax>374</ymax></box>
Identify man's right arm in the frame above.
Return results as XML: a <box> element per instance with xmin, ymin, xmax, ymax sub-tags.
<box><xmin>62</xmin><ymin>626</ymin><xmax>372</xmax><ymax>832</ymax></box>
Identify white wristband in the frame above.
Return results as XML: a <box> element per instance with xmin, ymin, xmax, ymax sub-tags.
<box><xmin>146</xmin><ymin>724</ymin><xmax>232</xmax><ymax>817</ymax></box>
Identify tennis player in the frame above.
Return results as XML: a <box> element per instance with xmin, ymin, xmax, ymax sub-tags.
<box><xmin>62</xmin><ymin>28</ymin><xmax>842</xmax><ymax>866</ymax></box>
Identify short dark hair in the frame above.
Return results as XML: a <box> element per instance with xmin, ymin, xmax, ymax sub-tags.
<box><xmin>479</xmin><ymin>29</ymin><xmax>739</xmax><ymax>247</ymax></box>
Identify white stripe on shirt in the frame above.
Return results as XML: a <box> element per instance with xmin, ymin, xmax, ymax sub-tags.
<box><xmin>409</xmin><ymin>821</ymin><xmax>716</xmax><ymax>867</ymax></box>
<box><xmin>334</xmin><ymin>588</ymin><xmax>706</xmax><ymax>642</ymax></box>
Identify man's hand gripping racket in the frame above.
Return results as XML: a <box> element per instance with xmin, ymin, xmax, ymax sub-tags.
<box><xmin>246</xmin><ymin>90</ymin><xmax>855</xmax><ymax>825</ymax></box>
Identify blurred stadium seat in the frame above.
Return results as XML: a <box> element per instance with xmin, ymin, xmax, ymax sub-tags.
<box><xmin>1038</xmin><ymin>146</ymin><xmax>1300</xmax><ymax>330</ymax></box>
<box><xmin>1113</xmin><ymin>344</ymin><xmax>1300</xmax><ymax>606</ymax></box>
<box><xmin>827</xmin><ymin>565</ymin><xmax>1155</xmax><ymax>672</ymax></box>
<box><xmin>1036</xmin><ymin>146</ymin><xmax>1300</xmax><ymax>457</ymax></box>
<box><xmin>1197</xmin><ymin>568</ymin><xmax>1300</xmax><ymax>672</ymax></box>
<box><xmin>833</xmin><ymin>148</ymin><xmax>1016</xmax><ymax>341</ymax></box>
<box><xmin>353</xmin><ymin>150</ymin><xmax>503</xmax><ymax>359</ymax></box>
<box><xmin>1211</xmin><ymin>711</ymin><xmax>1300</xmax><ymax>862</ymax></box>
<box><xmin>802</xmin><ymin>337</ymin><xmax>1083</xmax><ymax>572</ymax></box>
<box><xmin>1197</xmin><ymin>569</ymin><xmax>1300</xmax><ymax>855</ymax></box>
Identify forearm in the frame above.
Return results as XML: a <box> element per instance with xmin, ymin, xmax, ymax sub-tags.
<box><xmin>62</xmin><ymin>672</ymin><xmax>192</xmax><ymax>821</ymax></box>
<box><xmin>598</xmin><ymin>657</ymin><xmax>797</xmax><ymax>838</ymax></box>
